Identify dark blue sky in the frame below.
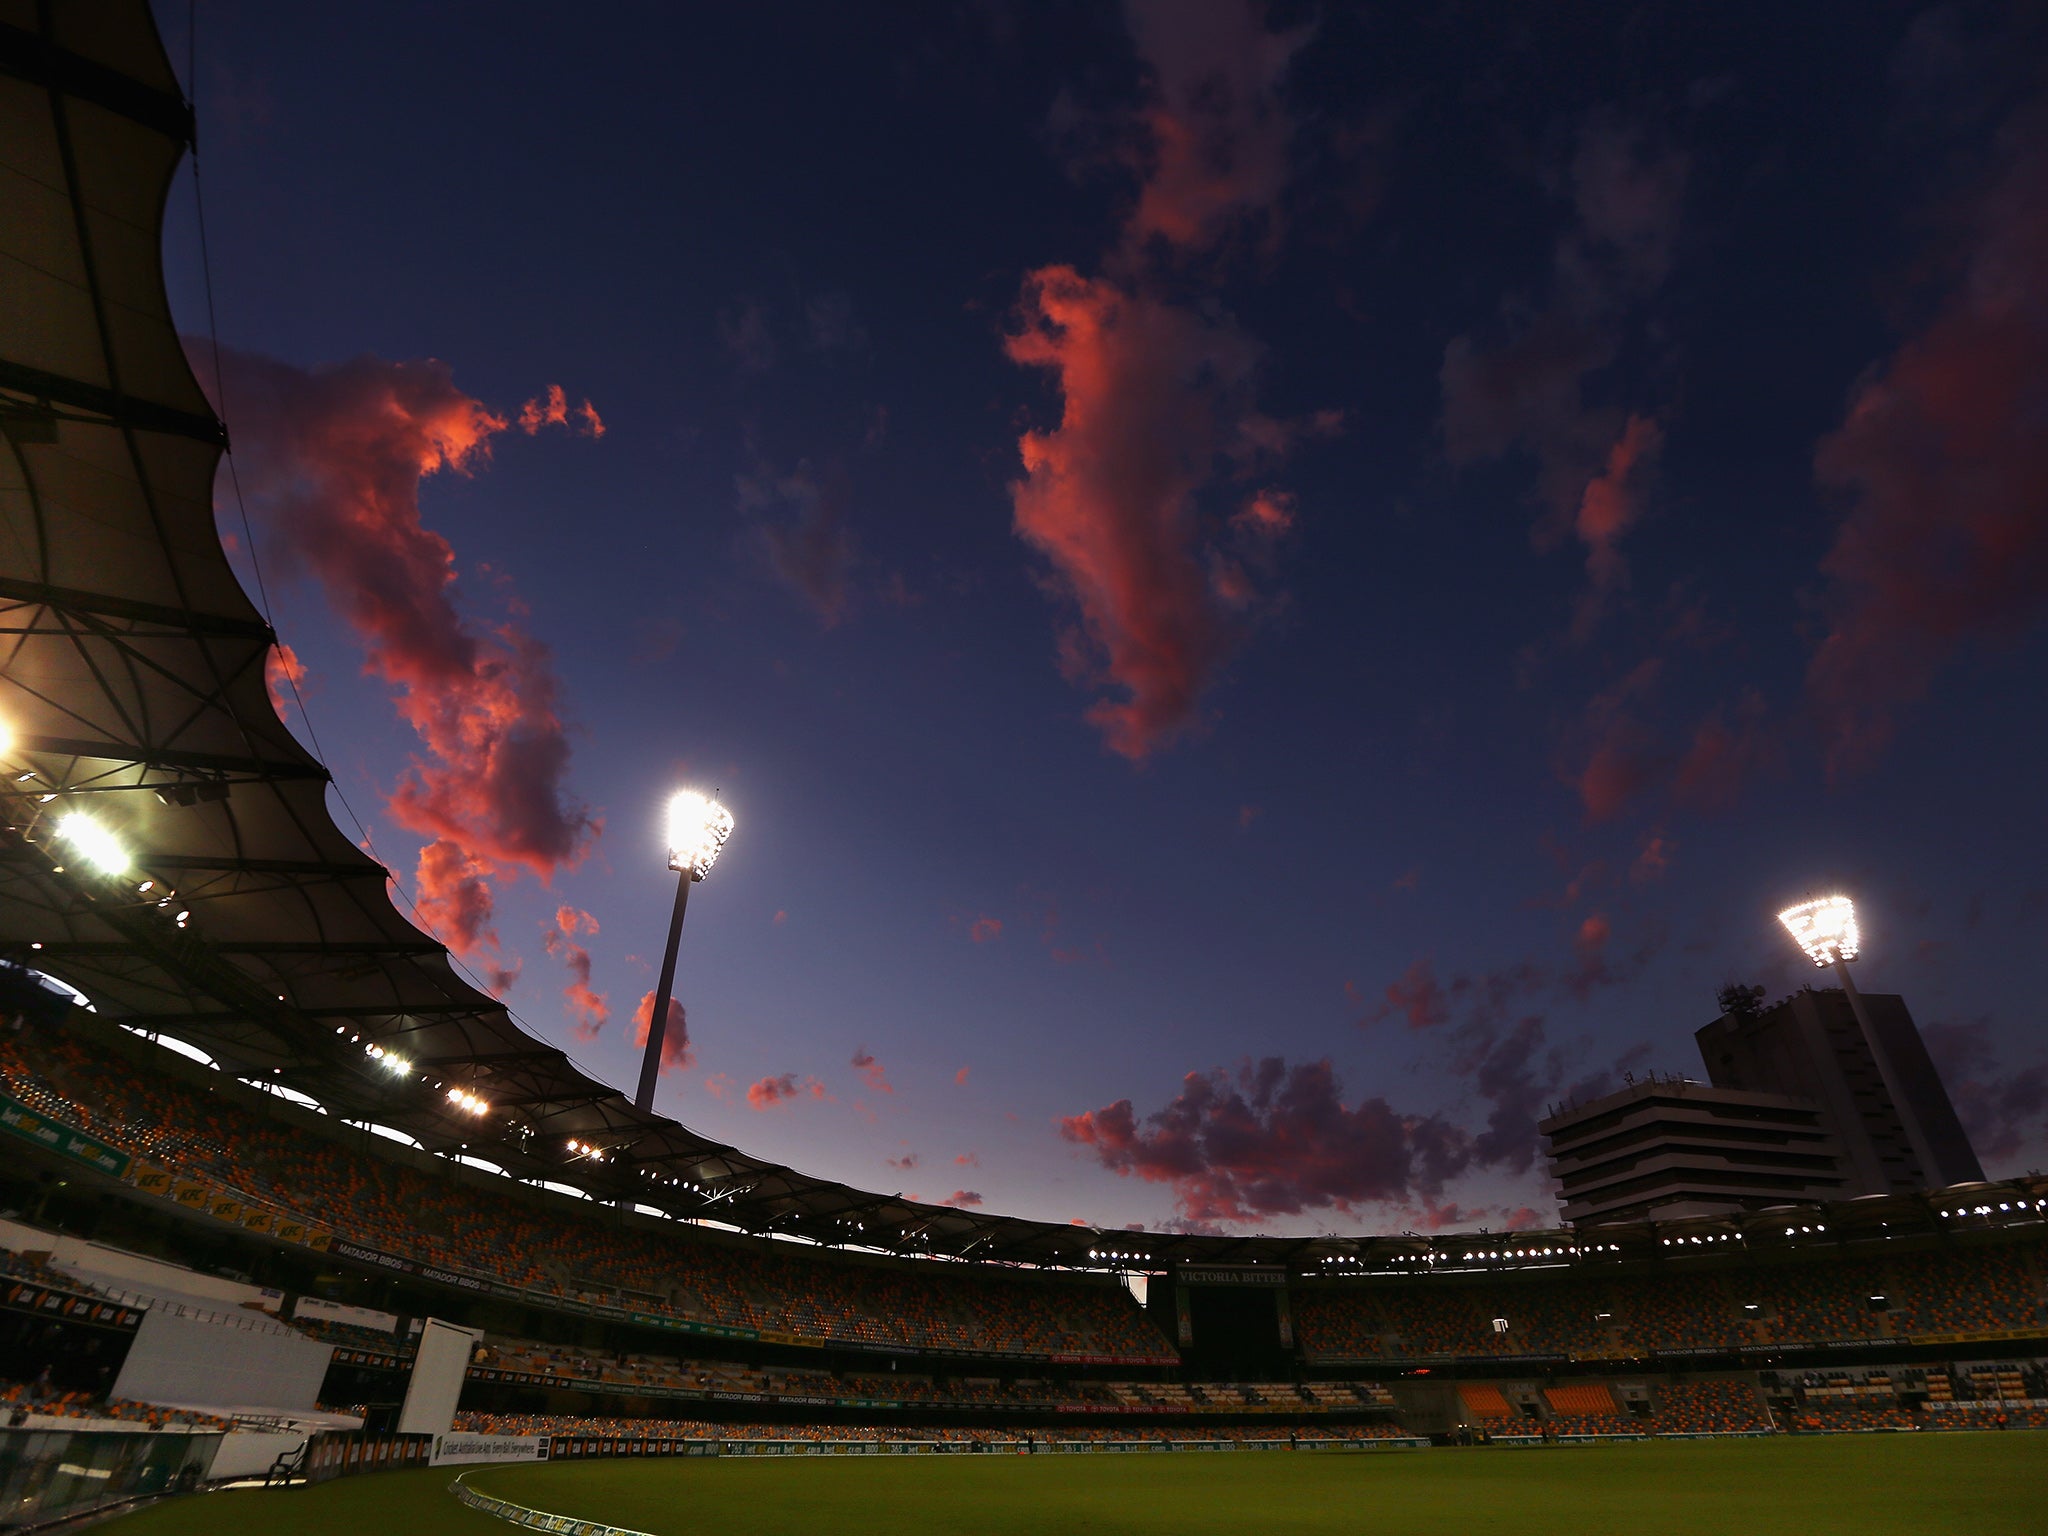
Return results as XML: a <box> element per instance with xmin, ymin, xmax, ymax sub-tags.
<box><xmin>155</xmin><ymin>1</ymin><xmax>2047</xmax><ymax>1233</ymax></box>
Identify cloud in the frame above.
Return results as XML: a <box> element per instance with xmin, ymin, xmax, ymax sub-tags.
<box><xmin>747</xmin><ymin>1072</ymin><xmax>826</xmax><ymax>1110</ymax></box>
<box><xmin>886</xmin><ymin>1151</ymin><xmax>920</xmax><ymax>1172</ymax></box>
<box><xmin>943</xmin><ymin>1190</ymin><xmax>984</xmax><ymax>1208</ymax></box>
<box><xmin>1059</xmin><ymin>1057</ymin><xmax>1476</xmax><ymax>1228</ymax></box>
<box><xmin>703</xmin><ymin>1072</ymin><xmax>732</xmax><ymax>1101</ymax></box>
<box><xmin>1568</xmin><ymin>115</ymin><xmax>1689</xmax><ymax>288</ymax></box>
<box><xmin>1573</xmin><ymin>413</ymin><xmax>1663</xmax><ymax>606</ymax></box>
<box><xmin>1007</xmin><ymin>268</ymin><xmax>1270</xmax><ymax>758</ymax></box>
<box><xmin>970</xmin><ymin>916</ymin><xmax>1003</xmax><ymax>944</ymax></box>
<box><xmin>1003</xmin><ymin>1</ymin><xmax>1321</xmax><ymax>761</ymax></box>
<box><xmin>737</xmin><ymin>459</ymin><xmax>853</xmax><ymax>626</ymax></box>
<box><xmin>1671</xmin><ymin>688</ymin><xmax>1775</xmax><ymax>812</ymax></box>
<box><xmin>1807</xmin><ymin>98</ymin><xmax>2048</xmax><ymax>774</ymax></box>
<box><xmin>517</xmin><ymin>384</ymin><xmax>603</xmax><ymax>439</ymax></box>
<box><xmin>415</xmin><ymin>838</ymin><xmax>518</xmax><ymax>994</ymax></box>
<box><xmin>1458</xmin><ymin>1013</ymin><xmax>1625</xmax><ymax>1173</ymax></box>
<box><xmin>851</xmin><ymin>1049</ymin><xmax>893</xmax><ymax>1094</ymax></box>
<box><xmin>805</xmin><ymin>291</ymin><xmax>866</xmax><ymax>352</ymax></box>
<box><xmin>629</xmin><ymin>991</ymin><xmax>691</xmax><ymax>1075</ymax></box>
<box><xmin>1570</xmin><ymin>656</ymin><xmax>1666</xmax><ymax>822</ymax></box>
<box><xmin>954</xmin><ymin>1151</ymin><xmax>980</xmax><ymax>1167</ymax></box>
<box><xmin>718</xmin><ymin>299</ymin><xmax>776</xmax><ymax>373</ymax></box>
<box><xmin>955</xmin><ymin>1066</ymin><xmax>971</xmax><ymax>1086</ymax></box>
<box><xmin>207</xmin><ymin>346</ymin><xmax>600</xmax><ymax>978</ymax></box>
<box><xmin>1632</xmin><ymin>830</ymin><xmax>1674</xmax><ymax>883</ymax></box>
<box><xmin>264</xmin><ymin>641</ymin><xmax>308</xmax><ymax>718</ymax></box>
<box><xmin>542</xmin><ymin>905</ymin><xmax>608</xmax><ymax>1043</ymax></box>
<box><xmin>1441</xmin><ymin>116</ymin><xmax>1685</xmax><ymax>612</ymax></box>
<box><xmin>1365</xmin><ymin>957</ymin><xmax>1452</xmax><ymax>1030</ymax></box>
<box><xmin>1118</xmin><ymin>0</ymin><xmax>1312</xmax><ymax>256</ymax></box>
<box><xmin>1232</xmin><ymin>488</ymin><xmax>1296</xmax><ymax>537</ymax></box>
<box><xmin>1923</xmin><ymin>1019</ymin><xmax>2048</xmax><ymax>1167</ymax></box>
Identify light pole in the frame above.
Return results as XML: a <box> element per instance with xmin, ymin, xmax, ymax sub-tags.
<box><xmin>635</xmin><ymin>790</ymin><xmax>734</xmax><ymax>1113</ymax></box>
<box><xmin>1776</xmin><ymin>894</ymin><xmax>1939</xmax><ymax>1186</ymax></box>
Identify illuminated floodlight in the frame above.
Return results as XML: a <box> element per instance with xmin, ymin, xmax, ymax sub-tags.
<box><xmin>55</xmin><ymin>811</ymin><xmax>128</xmax><ymax>875</ymax></box>
<box><xmin>666</xmin><ymin>790</ymin><xmax>735</xmax><ymax>882</ymax></box>
<box><xmin>445</xmin><ymin>1087</ymin><xmax>490</xmax><ymax>1116</ymax></box>
<box><xmin>1778</xmin><ymin>895</ymin><xmax>1860</xmax><ymax>967</ymax></box>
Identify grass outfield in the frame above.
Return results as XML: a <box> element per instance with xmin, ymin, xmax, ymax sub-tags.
<box><xmin>102</xmin><ymin>1433</ymin><xmax>2047</xmax><ymax>1536</ymax></box>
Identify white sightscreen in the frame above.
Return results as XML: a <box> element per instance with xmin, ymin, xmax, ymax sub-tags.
<box><xmin>396</xmin><ymin>1318</ymin><xmax>482</xmax><ymax>1438</ymax></box>
<box><xmin>111</xmin><ymin>1307</ymin><xmax>331</xmax><ymax>1412</ymax></box>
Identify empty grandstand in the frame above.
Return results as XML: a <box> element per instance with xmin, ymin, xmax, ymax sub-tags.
<box><xmin>0</xmin><ymin>13</ymin><xmax>2044</xmax><ymax>1533</ymax></box>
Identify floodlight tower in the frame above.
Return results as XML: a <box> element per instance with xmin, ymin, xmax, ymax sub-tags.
<box><xmin>1776</xmin><ymin>895</ymin><xmax>1938</xmax><ymax>1186</ymax></box>
<box><xmin>635</xmin><ymin>791</ymin><xmax>734</xmax><ymax>1113</ymax></box>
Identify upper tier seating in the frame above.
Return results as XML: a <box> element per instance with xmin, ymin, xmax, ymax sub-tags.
<box><xmin>0</xmin><ymin>1029</ymin><xmax>1171</xmax><ymax>1363</ymax></box>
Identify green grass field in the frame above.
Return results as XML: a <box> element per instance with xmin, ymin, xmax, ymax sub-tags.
<box><xmin>101</xmin><ymin>1433</ymin><xmax>2048</xmax><ymax>1536</ymax></box>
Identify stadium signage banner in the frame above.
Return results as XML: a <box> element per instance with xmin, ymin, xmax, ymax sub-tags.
<box><xmin>0</xmin><ymin>1095</ymin><xmax>130</xmax><ymax>1178</ymax></box>
<box><xmin>1176</xmin><ymin>1266</ymin><xmax>1287</xmax><ymax>1287</ymax></box>
<box><xmin>431</xmin><ymin>1433</ymin><xmax>550</xmax><ymax>1466</ymax></box>
<box><xmin>1</xmin><ymin>1279</ymin><xmax>144</xmax><ymax>1332</ymax></box>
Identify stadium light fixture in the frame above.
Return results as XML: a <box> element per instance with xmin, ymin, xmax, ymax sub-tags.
<box><xmin>667</xmin><ymin>791</ymin><xmax>734</xmax><ymax>882</ymax></box>
<box><xmin>637</xmin><ymin>790</ymin><xmax>736</xmax><ymax>1113</ymax></box>
<box><xmin>1776</xmin><ymin>891</ymin><xmax>1939</xmax><ymax>1185</ymax></box>
<box><xmin>1777</xmin><ymin>895</ymin><xmax>1860</xmax><ymax>966</ymax></box>
<box><xmin>54</xmin><ymin>810</ymin><xmax>128</xmax><ymax>875</ymax></box>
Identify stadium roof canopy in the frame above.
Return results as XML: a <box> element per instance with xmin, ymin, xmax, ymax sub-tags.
<box><xmin>2</xmin><ymin>4</ymin><xmax>2033</xmax><ymax>1282</ymax></box>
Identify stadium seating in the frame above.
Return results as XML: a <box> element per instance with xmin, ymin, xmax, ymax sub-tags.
<box><xmin>448</xmin><ymin>1411</ymin><xmax>1416</xmax><ymax>1443</ymax></box>
<box><xmin>0</xmin><ymin>1380</ymin><xmax>231</xmax><ymax>1431</ymax></box>
<box><xmin>1457</xmin><ymin>1383</ymin><xmax>1512</xmax><ymax>1419</ymax></box>
<box><xmin>0</xmin><ymin>1030</ymin><xmax>1170</xmax><ymax>1363</ymax></box>
<box><xmin>1651</xmin><ymin>1380</ymin><xmax>1772</xmax><ymax>1434</ymax></box>
<box><xmin>4</xmin><ymin>1021</ymin><xmax>2045</xmax><ymax>1456</ymax></box>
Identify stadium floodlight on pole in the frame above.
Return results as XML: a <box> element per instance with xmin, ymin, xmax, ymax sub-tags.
<box><xmin>1776</xmin><ymin>895</ymin><xmax>1939</xmax><ymax>1186</ymax></box>
<box><xmin>634</xmin><ymin>791</ymin><xmax>734</xmax><ymax>1113</ymax></box>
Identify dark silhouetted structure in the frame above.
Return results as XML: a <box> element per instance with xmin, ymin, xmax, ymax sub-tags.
<box><xmin>1541</xmin><ymin>986</ymin><xmax>1982</xmax><ymax>1223</ymax></box>
<box><xmin>1696</xmin><ymin>986</ymin><xmax>1983</xmax><ymax>1194</ymax></box>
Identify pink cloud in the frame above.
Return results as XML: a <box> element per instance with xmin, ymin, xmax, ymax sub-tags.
<box><xmin>1006</xmin><ymin>267</ymin><xmax>1262</xmax><ymax>758</ymax></box>
<box><xmin>264</xmin><ymin>641</ymin><xmax>308</xmax><ymax>718</ymax></box>
<box><xmin>1441</xmin><ymin>118</ymin><xmax>1685</xmax><ymax>592</ymax></box>
<box><xmin>746</xmin><ymin>1073</ymin><xmax>826</xmax><ymax>1111</ymax></box>
<box><xmin>628</xmin><ymin>991</ymin><xmax>691</xmax><ymax>1075</ymax></box>
<box><xmin>1573</xmin><ymin>413</ymin><xmax>1663</xmax><ymax>619</ymax></box>
<box><xmin>541</xmin><ymin>904</ymin><xmax>608</xmax><ymax>1042</ymax></box>
<box><xmin>517</xmin><ymin>383</ymin><xmax>604</xmax><ymax>439</ymax></box>
<box><xmin>1808</xmin><ymin>98</ymin><xmax>2048</xmax><ymax>774</ymax></box>
<box><xmin>1119</xmin><ymin>0</ymin><xmax>1312</xmax><ymax>256</ymax></box>
<box><xmin>208</xmin><ymin>345</ymin><xmax>600</xmax><ymax>984</ymax></box>
<box><xmin>851</xmin><ymin>1049</ymin><xmax>893</xmax><ymax>1095</ymax></box>
<box><xmin>969</xmin><ymin>916</ymin><xmax>1003</xmax><ymax>944</ymax></box>
<box><xmin>1002</xmin><ymin>2</ymin><xmax>1321</xmax><ymax>761</ymax></box>
<box><xmin>415</xmin><ymin>839</ymin><xmax>517</xmax><ymax>994</ymax></box>
<box><xmin>943</xmin><ymin>1190</ymin><xmax>984</xmax><ymax>1208</ymax></box>
<box><xmin>1366</xmin><ymin>957</ymin><xmax>1452</xmax><ymax>1031</ymax></box>
<box><xmin>1059</xmin><ymin>1057</ymin><xmax>1475</xmax><ymax>1228</ymax></box>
